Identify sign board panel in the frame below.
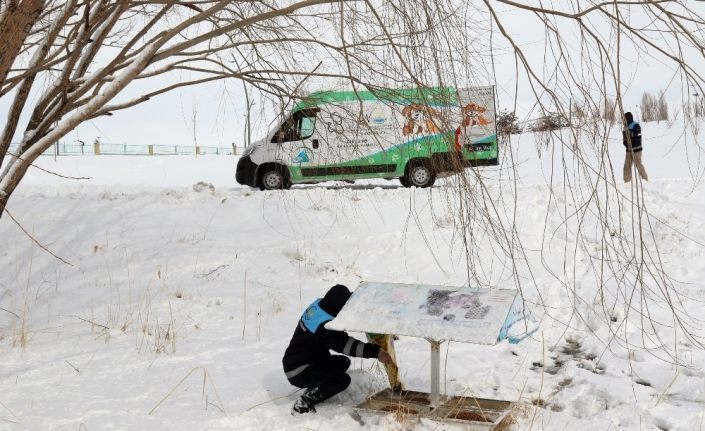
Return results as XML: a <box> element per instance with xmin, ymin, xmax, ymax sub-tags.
<box><xmin>328</xmin><ymin>282</ymin><xmax>537</xmax><ymax>345</ymax></box>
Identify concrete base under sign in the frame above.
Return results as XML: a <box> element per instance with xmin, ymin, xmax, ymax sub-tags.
<box><xmin>357</xmin><ymin>389</ymin><xmax>514</xmax><ymax>430</ymax></box>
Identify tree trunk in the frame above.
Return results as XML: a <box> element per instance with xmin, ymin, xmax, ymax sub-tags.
<box><xmin>0</xmin><ymin>147</ymin><xmax>32</xmax><ymax>219</ymax></box>
<box><xmin>0</xmin><ymin>0</ymin><xmax>45</xmax><ymax>84</ymax></box>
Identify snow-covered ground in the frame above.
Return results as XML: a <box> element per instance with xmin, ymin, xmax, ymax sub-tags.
<box><xmin>1</xmin><ymin>120</ymin><xmax>705</xmax><ymax>430</ymax></box>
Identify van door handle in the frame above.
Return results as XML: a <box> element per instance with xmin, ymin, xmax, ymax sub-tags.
<box><xmin>312</xmin><ymin>139</ymin><xmax>319</xmax><ymax>149</ymax></box>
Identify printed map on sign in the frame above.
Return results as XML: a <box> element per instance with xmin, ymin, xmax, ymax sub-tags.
<box><xmin>328</xmin><ymin>282</ymin><xmax>537</xmax><ymax>345</ymax></box>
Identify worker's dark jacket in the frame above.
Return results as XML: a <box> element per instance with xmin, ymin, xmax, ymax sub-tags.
<box><xmin>623</xmin><ymin>121</ymin><xmax>642</xmax><ymax>152</ymax></box>
<box><xmin>282</xmin><ymin>287</ymin><xmax>380</xmax><ymax>381</ymax></box>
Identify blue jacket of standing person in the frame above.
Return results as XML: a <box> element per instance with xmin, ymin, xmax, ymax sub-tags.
<box><xmin>623</xmin><ymin>112</ymin><xmax>642</xmax><ymax>152</ymax></box>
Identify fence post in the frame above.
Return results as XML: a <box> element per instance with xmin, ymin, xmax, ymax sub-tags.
<box><xmin>196</xmin><ymin>146</ymin><xmax>201</xmax><ymax>155</ymax></box>
<box><xmin>148</xmin><ymin>144</ymin><xmax>154</xmax><ymax>155</ymax></box>
<box><xmin>94</xmin><ymin>142</ymin><xmax>101</xmax><ymax>155</ymax></box>
<box><xmin>232</xmin><ymin>143</ymin><xmax>237</xmax><ymax>155</ymax></box>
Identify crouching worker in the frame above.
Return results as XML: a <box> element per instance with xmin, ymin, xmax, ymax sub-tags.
<box><xmin>283</xmin><ymin>284</ymin><xmax>394</xmax><ymax>414</ymax></box>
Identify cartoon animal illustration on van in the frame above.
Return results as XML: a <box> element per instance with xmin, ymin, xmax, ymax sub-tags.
<box><xmin>455</xmin><ymin>102</ymin><xmax>494</xmax><ymax>151</ymax></box>
<box><xmin>401</xmin><ymin>104</ymin><xmax>442</xmax><ymax>135</ymax></box>
<box><xmin>461</xmin><ymin>103</ymin><xmax>492</xmax><ymax>128</ymax></box>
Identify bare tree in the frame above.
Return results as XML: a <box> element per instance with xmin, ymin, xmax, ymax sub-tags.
<box><xmin>657</xmin><ymin>89</ymin><xmax>669</xmax><ymax>122</ymax></box>
<box><xmin>640</xmin><ymin>89</ymin><xmax>669</xmax><ymax>122</ymax></box>
<box><xmin>2</xmin><ymin>0</ymin><xmax>705</xmax><ymax>370</ymax></box>
<box><xmin>496</xmin><ymin>109</ymin><xmax>522</xmax><ymax>137</ymax></box>
<box><xmin>641</xmin><ymin>92</ymin><xmax>656</xmax><ymax>121</ymax></box>
<box><xmin>457</xmin><ymin>1</ymin><xmax>705</xmax><ymax>365</ymax></box>
<box><xmin>602</xmin><ymin>97</ymin><xmax>616</xmax><ymax>123</ymax></box>
<box><xmin>1</xmin><ymin>0</ymin><xmax>483</xmax><ymax>213</ymax></box>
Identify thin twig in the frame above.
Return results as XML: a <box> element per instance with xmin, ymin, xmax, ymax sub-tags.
<box><xmin>3</xmin><ymin>208</ymin><xmax>73</xmax><ymax>266</ymax></box>
<box><xmin>65</xmin><ymin>360</ymin><xmax>80</xmax><ymax>373</ymax></box>
<box><xmin>243</xmin><ymin>389</ymin><xmax>302</xmax><ymax>412</ymax></box>
<box><xmin>0</xmin><ymin>399</ymin><xmax>21</xmax><ymax>424</ymax></box>
<box><xmin>242</xmin><ymin>271</ymin><xmax>247</xmax><ymax>341</ymax></box>
<box><xmin>67</xmin><ymin>314</ymin><xmax>109</xmax><ymax>330</ymax></box>
<box><xmin>0</xmin><ymin>307</ymin><xmax>20</xmax><ymax>318</ymax></box>
<box><xmin>6</xmin><ymin>151</ymin><xmax>92</xmax><ymax>180</ymax></box>
<box><xmin>149</xmin><ymin>367</ymin><xmax>227</xmax><ymax>416</ymax></box>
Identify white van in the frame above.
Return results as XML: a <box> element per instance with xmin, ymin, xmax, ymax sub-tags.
<box><xmin>236</xmin><ymin>87</ymin><xmax>497</xmax><ymax>189</ymax></box>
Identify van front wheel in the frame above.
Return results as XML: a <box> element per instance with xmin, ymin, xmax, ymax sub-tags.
<box><xmin>403</xmin><ymin>162</ymin><xmax>435</xmax><ymax>188</ymax></box>
<box><xmin>258</xmin><ymin>167</ymin><xmax>290</xmax><ymax>190</ymax></box>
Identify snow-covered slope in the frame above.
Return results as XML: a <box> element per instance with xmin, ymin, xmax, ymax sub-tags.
<box><xmin>1</xmin><ymin>120</ymin><xmax>704</xmax><ymax>430</ymax></box>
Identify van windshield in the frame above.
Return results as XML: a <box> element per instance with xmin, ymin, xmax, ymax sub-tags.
<box><xmin>271</xmin><ymin>108</ymin><xmax>319</xmax><ymax>143</ymax></box>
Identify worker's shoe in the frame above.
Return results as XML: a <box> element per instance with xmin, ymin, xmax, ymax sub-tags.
<box><xmin>291</xmin><ymin>388</ymin><xmax>321</xmax><ymax>415</ymax></box>
<box><xmin>292</xmin><ymin>397</ymin><xmax>315</xmax><ymax>414</ymax></box>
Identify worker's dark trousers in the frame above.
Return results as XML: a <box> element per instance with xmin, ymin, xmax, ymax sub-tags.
<box><xmin>288</xmin><ymin>355</ymin><xmax>351</xmax><ymax>405</ymax></box>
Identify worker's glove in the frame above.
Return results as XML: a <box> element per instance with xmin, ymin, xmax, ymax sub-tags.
<box><xmin>377</xmin><ymin>349</ymin><xmax>394</xmax><ymax>366</ymax></box>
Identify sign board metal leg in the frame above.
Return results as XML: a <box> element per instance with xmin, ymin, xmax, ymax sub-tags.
<box><xmin>429</xmin><ymin>339</ymin><xmax>442</xmax><ymax>407</ymax></box>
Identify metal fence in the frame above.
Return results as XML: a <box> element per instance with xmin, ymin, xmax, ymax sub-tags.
<box><xmin>7</xmin><ymin>142</ymin><xmax>241</xmax><ymax>156</ymax></box>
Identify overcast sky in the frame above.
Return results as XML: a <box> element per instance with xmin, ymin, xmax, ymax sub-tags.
<box><xmin>2</xmin><ymin>2</ymin><xmax>704</xmax><ymax>149</ymax></box>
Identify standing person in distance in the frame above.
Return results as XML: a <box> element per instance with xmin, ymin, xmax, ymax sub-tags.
<box><xmin>623</xmin><ymin>111</ymin><xmax>649</xmax><ymax>183</ymax></box>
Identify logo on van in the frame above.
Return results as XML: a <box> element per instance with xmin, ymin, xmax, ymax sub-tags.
<box><xmin>370</xmin><ymin>116</ymin><xmax>386</xmax><ymax>125</ymax></box>
<box><xmin>294</xmin><ymin>148</ymin><xmax>313</xmax><ymax>163</ymax></box>
<box><xmin>368</xmin><ymin>106</ymin><xmax>387</xmax><ymax>125</ymax></box>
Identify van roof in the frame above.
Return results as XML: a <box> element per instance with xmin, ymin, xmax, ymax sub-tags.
<box><xmin>293</xmin><ymin>87</ymin><xmax>458</xmax><ymax>112</ymax></box>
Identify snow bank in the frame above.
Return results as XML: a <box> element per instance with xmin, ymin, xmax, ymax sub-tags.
<box><xmin>1</xmin><ymin>119</ymin><xmax>704</xmax><ymax>430</ymax></box>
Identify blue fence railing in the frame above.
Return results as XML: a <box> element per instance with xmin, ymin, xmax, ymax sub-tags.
<box><xmin>7</xmin><ymin>142</ymin><xmax>241</xmax><ymax>156</ymax></box>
